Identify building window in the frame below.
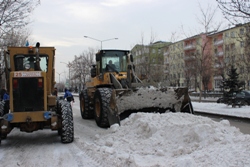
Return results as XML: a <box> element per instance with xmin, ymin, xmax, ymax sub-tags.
<box><xmin>158</xmin><ymin>48</ymin><xmax>161</xmax><ymax>53</ymax></box>
<box><xmin>215</xmin><ymin>79</ymin><xmax>222</xmax><ymax>89</ymax></box>
<box><xmin>240</xmin><ymin>67</ymin><xmax>244</xmax><ymax>73</ymax></box>
<box><xmin>231</xmin><ymin>31</ymin><xmax>235</xmax><ymax>37</ymax></box>
<box><xmin>240</xmin><ymin>28</ymin><xmax>245</xmax><ymax>35</ymax></box>
<box><xmin>240</xmin><ymin>41</ymin><xmax>244</xmax><ymax>47</ymax></box>
<box><xmin>214</xmin><ymin>48</ymin><xmax>218</xmax><ymax>55</ymax></box>
<box><xmin>241</xmin><ymin>54</ymin><xmax>245</xmax><ymax>60</ymax></box>
<box><xmin>225</xmin><ymin>32</ymin><xmax>229</xmax><ymax>38</ymax></box>
<box><xmin>231</xmin><ymin>43</ymin><xmax>235</xmax><ymax>50</ymax></box>
<box><xmin>246</xmin><ymin>26</ymin><xmax>250</xmax><ymax>32</ymax></box>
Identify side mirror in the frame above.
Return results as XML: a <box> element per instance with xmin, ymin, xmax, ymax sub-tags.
<box><xmin>130</xmin><ymin>54</ymin><xmax>134</xmax><ymax>63</ymax></box>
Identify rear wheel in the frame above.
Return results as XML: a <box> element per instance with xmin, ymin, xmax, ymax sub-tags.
<box><xmin>94</xmin><ymin>88</ymin><xmax>112</xmax><ymax>128</ymax></box>
<box><xmin>60</xmin><ymin>101</ymin><xmax>74</xmax><ymax>143</ymax></box>
<box><xmin>80</xmin><ymin>89</ymin><xmax>94</xmax><ymax>119</ymax></box>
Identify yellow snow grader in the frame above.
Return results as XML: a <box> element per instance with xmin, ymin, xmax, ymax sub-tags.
<box><xmin>0</xmin><ymin>43</ymin><xmax>74</xmax><ymax>144</ymax></box>
<box><xmin>79</xmin><ymin>49</ymin><xmax>194</xmax><ymax>128</ymax></box>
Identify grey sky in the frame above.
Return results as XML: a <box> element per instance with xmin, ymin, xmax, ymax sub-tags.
<box><xmin>29</xmin><ymin>0</ymin><xmax>224</xmax><ymax>82</ymax></box>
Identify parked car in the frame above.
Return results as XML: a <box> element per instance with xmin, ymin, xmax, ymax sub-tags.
<box><xmin>217</xmin><ymin>90</ymin><xmax>250</xmax><ymax>106</ymax></box>
<box><xmin>234</xmin><ymin>90</ymin><xmax>250</xmax><ymax>105</ymax></box>
<box><xmin>217</xmin><ymin>92</ymin><xmax>236</xmax><ymax>104</ymax></box>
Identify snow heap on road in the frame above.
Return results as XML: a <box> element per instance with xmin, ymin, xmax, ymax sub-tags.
<box><xmin>85</xmin><ymin>112</ymin><xmax>250</xmax><ymax>167</ymax></box>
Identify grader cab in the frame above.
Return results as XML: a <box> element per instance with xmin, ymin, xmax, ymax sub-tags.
<box><xmin>0</xmin><ymin>43</ymin><xmax>74</xmax><ymax>144</ymax></box>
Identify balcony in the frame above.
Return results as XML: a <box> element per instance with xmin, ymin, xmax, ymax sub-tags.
<box><xmin>184</xmin><ymin>55</ymin><xmax>196</xmax><ymax>61</ymax></box>
<box><xmin>214</xmin><ymin>64</ymin><xmax>224</xmax><ymax>68</ymax></box>
<box><xmin>164</xmin><ymin>61</ymin><xmax>169</xmax><ymax>65</ymax></box>
<box><xmin>163</xmin><ymin>52</ymin><xmax>169</xmax><ymax>56</ymax></box>
<box><xmin>214</xmin><ymin>51</ymin><xmax>224</xmax><ymax>57</ymax></box>
<box><xmin>164</xmin><ymin>70</ymin><xmax>169</xmax><ymax>73</ymax></box>
<box><xmin>184</xmin><ymin>44</ymin><xmax>196</xmax><ymax>50</ymax></box>
<box><xmin>214</xmin><ymin>39</ymin><xmax>224</xmax><ymax>46</ymax></box>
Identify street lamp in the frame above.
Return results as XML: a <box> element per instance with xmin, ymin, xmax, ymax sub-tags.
<box><xmin>84</xmin><ymin>36</ymin><xmax>118</xmax><ymax>49</ymax></box>
<box><xmin>60</xmin><ymin>62</ymin><xmax>72</xmax><ymax>88</ymax></box>
<box><xmin>56</xmin><ymin>72</ymin><xmax>65</xmax><ymax>83</ymax></box>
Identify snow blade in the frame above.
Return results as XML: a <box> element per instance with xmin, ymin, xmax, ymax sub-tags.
<box><xmin>109</xmin><ymin>86</ymin><xmax>194</xmax><ymax>117</ymax></box>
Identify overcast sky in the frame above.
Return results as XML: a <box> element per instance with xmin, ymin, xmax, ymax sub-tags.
<box><xmin>28</xmin><ymin>0</ymin><xmax>225</xmax><ymax>82</ymax></box>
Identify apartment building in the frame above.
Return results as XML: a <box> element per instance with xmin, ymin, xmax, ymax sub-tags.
<box><xmin>209</xmin><ymin>23</ymin><xmax>250</xmax><ymax>91</ymax></box>
<box><xmin>131</xmin><ymin>23</ymin><xmax>250</xmax><ymax>91</ymax></box>
<box><xmin>131</xmin><ymin>41</ymin><xmax>169</xmax><ymax>82</ymax></box>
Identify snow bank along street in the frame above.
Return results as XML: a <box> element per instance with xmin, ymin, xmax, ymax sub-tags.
<box><xmin>83</xmin><ymin>112</ymin><xmax>250</xmax><ymax>167</ymax></box>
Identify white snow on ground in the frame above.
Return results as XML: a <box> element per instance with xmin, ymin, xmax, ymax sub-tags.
<box><xmin>3</xmin><ymin>93</ymin><xmax>250</xmax><ymax>167</ymax></box>
<box><xmin>193</xmin><ymin>101</ymin><xmax>250</xmax><ymax>118</ymax></box>
<box><xmin>80</xmin><ymin>102</ymin><xmax>250</xmax><ymax>167</ymax></box>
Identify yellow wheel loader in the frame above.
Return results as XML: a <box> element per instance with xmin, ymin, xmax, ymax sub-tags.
<box><xmin>79</xmin><ymin>50</ymin><xmax>194</xmax><ymax>128</ymax></box>
<box><xmin>0</xmin><ymin>43</ymin><xmax>74</xmax><ymax>144</ymax></box>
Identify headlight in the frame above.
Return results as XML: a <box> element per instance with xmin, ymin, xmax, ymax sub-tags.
<box><xmin>25</xmin><ymin>63</ymin><xmax>31</xmax><ymax>70</ymax></box>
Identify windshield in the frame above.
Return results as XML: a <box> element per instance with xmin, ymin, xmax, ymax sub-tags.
<box><xmin>101</xmin><ymin>51</ymin><xmax>128</xmax><ymax>72</ymax></box>
<box><xmin>14</xmin><ymin>54</ymin><xmax>48</xmax><ymax>72</ymax></box>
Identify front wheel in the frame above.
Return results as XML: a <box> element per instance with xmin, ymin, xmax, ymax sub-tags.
<box><xmin>60</xmin><ymin>101</ymin><xmax>74</xmax><ymax>143</ymax></box>
<box><xmin>93</xmin><ymin>88</ymin><xmax>112</xmax><ymax>128</ymax></box>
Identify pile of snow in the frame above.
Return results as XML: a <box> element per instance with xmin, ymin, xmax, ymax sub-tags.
<box><xmin>84</xmin><ymin>112</ymin><xmax>250</xmax><ymax>167</ymax></box>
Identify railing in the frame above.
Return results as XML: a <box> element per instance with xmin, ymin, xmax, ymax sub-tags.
<box><xmin>215</xmin><ymin>51</ymin><xmax>224</xmax><ymax>57</ymax></box>
<box><xmin>184</xmin><ymin>45</ymin><xmax>196</xmax><ymax>50</ymax></box>
<box><xmin>214</xmin><ymin>39</ymin><xmax>224</xmax><ymax>46</ymax></box>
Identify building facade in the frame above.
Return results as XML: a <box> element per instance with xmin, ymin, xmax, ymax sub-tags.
<box><xmin>131</xmin><ymin>23</ymin><xmax>250</xmax><ymax>91</ymax></box>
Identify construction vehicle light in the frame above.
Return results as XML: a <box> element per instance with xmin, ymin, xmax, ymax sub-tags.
<box><xmin>38</xmin><ymin>78</ymin><xmax>43</xmax><ymax>87</ymax></box>
<box><xmin>24</xmin><ymin>63</ymin><xmax>31</xmax><ymax>70</ymax></box>
<box><xmin>13</xmin><ymin>79</ymin><xmax>18</xmax><ymax>89</ymax></box>
<box><xmin>28</xmin><ymin>46</ymin><xmax>33</xmax><ymax>53</ymax></box>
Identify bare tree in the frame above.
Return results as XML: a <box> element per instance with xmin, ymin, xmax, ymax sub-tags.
<box><xmin>181</xmin><ymin>3</ymin><xmax>223</xmax><ymax>101</ymax></box>
<box><xmin>196</xmin><ymin>2</ymin><xmax>223</xmax><ymax>33</ymax></box>
<box><xmin>133</xmin><ymin>30</ymin><xmax>167</xmax><ymax>83</ymax></box>
<box><xmin>0</xmin><ymin>0</ymin><xmax>40</xmax><ymax>39</ymax></box>
<box><xmin>216</xmin><ymin>0</ymin><xmax>250</xmax><ymax>24</ymax></box>
<box><xmin>2</xmin><ymin>28</ymin><xmax>31</xmax><ymax>46</ymax></box>
<box><xmin>70</xmin><ymin>47</ymin><xmax>96</xmax><ymax>91</ymax></box>
<box><xmin>0</xmin><ymin>0</ymin><xmax>39</xmax><ymax>87</ymax></box>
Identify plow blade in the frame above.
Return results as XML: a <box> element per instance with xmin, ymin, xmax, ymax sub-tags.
<box><xmin>109</xmin><ymin>86</ymin><xmax>194</xmax><ymax>117</ymax></box>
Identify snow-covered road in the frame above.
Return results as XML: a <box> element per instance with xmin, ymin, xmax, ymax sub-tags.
<box><xmin>1</xmin><ymin>97</ymin><xmax>250</xmax><ymax>167</ymax></box>
<box><xmin>0</xmin><ymin>99</ymin><xmax>105</xmax><ymax>167</ymax></box>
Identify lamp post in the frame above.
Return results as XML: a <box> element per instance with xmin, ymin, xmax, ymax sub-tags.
<box><xmin>56</xmin><ymin>72</ymin><xmax>65</xmax><ymax>83</ymax></box>
<box><xmin>60</xmin><ymin>62</ymin><xmax>72</xmax><ymax>88</ymax></box>
<box><xmin>84</xmin><ymin>36</ymin><xmax>118</xmax><ymax>49</ymax></box>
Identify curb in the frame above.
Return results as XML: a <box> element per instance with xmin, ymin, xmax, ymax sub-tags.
<box><xmin>194</xmin><ymin>111</ymin><xmax>250</xmax><ymax>122</ymax></box>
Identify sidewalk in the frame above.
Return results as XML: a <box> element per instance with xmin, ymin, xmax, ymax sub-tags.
<box><xmin>190</xmin><ymin>96</ymin><xmax>218</xmax><ymax>103</ymax></box>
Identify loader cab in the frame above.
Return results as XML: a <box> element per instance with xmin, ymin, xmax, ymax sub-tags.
<box><xmin>96</xmin><ymin>50</ymin><xmax>129</xmax><ymax>74</ymax></box>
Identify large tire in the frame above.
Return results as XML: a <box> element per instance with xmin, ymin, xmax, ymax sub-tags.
<box><xmin>80</xmin><ymin>89</ymin><xmax>94</xmax><ymax>119</ymax></box>
<box><xmin>0</xmin><ymin>101</ymin><xmax>4</xmax><ymax>117</ymax></box>
<box><xmin>93</xmin><ymin>88</ymin><xmax>112</xmax><ymax>128</ymax></box>
<box><xmin>60</xmin><ymin>101</ymin><xmax>74</xmax><ymax>143</ymax></box>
